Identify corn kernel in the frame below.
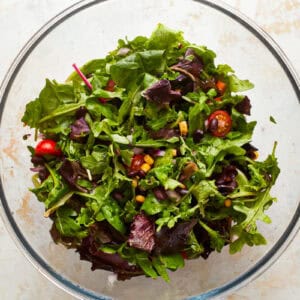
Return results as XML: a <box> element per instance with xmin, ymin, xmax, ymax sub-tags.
<box><xmin>171</xmin><ymin>149</ymin><xmax>177</xmax><ymax>157</ymax></box>
<box><xmin>253</xmin><ymin>151</ymin><xmax>259</xmax><ymax>160</ymax></box>
<box><xmin>135</xmin><ymin>195</ymin><xmax>145</xmax><ymax>203</ymax></box>
<box><xmin>179</xmin><ymin>121</ymin><xmax>188</xmax><ymax>136</ymax></box>
<box><xmin>132</xmin><ymin>178</ymin><xmax>138</xmax><ymax>188</ymax></box>
<box><xmin>144</xmin><ymin>154</ymin><xmax>154</xmax><ymax>165</ymax></box>
<box><xmin>140</xmin><ymin>163</ymin><xmax>151</xmax><ymax>173</ymax></box>
<box><xmin>224</xmin><ymin>199</ymin><xmax>232</xmax><ymax>208</ymax></box>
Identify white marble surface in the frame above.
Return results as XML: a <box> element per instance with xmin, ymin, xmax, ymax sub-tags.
<box><xmin>0</xmin><ymin>0</ymin><xmax>299</xmax><ymax>299</ymax></box>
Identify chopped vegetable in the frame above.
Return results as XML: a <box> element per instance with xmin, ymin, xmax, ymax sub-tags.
<box><xmin>35</xmin><ymin>139</ymin><xmax>62</xmax><ymax>156</ymax></box>
<box><xmin>208</xmin><ymin>110</ymin><xmax>232</xmax><ymax>137</ymax></box>
<box><xmin>216</xmin><ymin>80</ymin><xmax>226</xmax><ymax>95</ymax></box>
<box><xmin>179</xmin><ymin>121</ymin><xmax>188</xmax><ymax>136</ymax></box>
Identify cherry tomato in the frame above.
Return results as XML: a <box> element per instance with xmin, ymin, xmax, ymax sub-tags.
<box><xmin>130</xmin><ymin>154</ymin><xmax>145</xmax><ymax>171</ymax></box>
<box><xmin>35</xmin><ymin>139</ymin><xmax>62</xmax><ymax>156</ymax></box>
<box><xmin>208</xmin><ymin>110</ymin><xmax>232</xmax><ymax>137</ymax></box>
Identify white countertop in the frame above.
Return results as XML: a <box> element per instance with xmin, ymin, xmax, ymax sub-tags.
<box><xmin>0</xmin><ymin>1</ymin><xmax>299</xmax><ymax>299</ymax></box>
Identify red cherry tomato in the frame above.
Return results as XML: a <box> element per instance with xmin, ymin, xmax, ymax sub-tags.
<box><xmin>35</xmin><ymin>139</ymin><xmax>62</xmax><ymax>156</ymax></box>
<box><xmin>130</xmin><ymin>154</ymin><xmax>145</xmax><ymax>170</ymax></box>
<box><xmin>208</xmin><ymin>110</ymin><xmax>232</xmax><ymax>137</ymax></box>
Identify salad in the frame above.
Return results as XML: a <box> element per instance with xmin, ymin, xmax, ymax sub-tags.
<box><xmin>22</xmin><ymin>24</ymin><xmax>280</xmax><ymax>282</ymax></box>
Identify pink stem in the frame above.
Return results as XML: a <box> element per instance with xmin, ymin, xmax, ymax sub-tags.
<box><xmin>72</xmin><ymin>63</ymin><xmax>92</xmax><ymax>90</ymax></box>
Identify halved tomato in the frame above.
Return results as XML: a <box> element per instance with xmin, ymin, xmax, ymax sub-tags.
<box><xmin>208</xmin><ymin>110</ymin><xmax>232</xmax><ymax>137</ymax></box>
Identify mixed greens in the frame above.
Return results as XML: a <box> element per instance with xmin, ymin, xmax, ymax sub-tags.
<box><xmin>22</xmin><ymin>24</ymin><xmax>280</xmax><ymax>282</ymax></box>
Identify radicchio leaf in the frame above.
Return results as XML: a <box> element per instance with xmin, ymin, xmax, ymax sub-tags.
<box><xmin>154</xmin><ymin>220</ymin><xmax>197</xmax><ymax>255</ymax></box>
<box><xmin>128</xmin><ymin>213</ymin><xmax>155</xmax><ymax>252</ymax></box>
<box><xmin>143</xmin><ymin>79</ymin><xmax>181</xmax><ymax>105</ymax></box>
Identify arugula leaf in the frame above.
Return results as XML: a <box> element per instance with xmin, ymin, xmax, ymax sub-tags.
<box><xmin>159</xmin><ymin>253</ymin><xmax>184</xmax><ymax>270</ymax></box>
<box><xmin>80</xmin><ymin>147</ymin><xmax>109</xmax><ymax>175</ymax></box>
<box><xmin>101</xmin><ymin>199</ymin><xmax>127</xmax><ymax>234</ymax></box>
<box><xmin>228</xmin><ymin>74</ymin><xmax>254</xmax><ymax>92</ymax></box>
<box><xmin>229</xmin><ymin>145</ymin><xmax>279</xmax><ymax>253</ymax></box>
<box><xmin>191</xmin><ymin>180</ymin><xmax>224</xmax><ymax>216</ymax></box>
<box><xmin>152</xmin><ymin>257</ymin><xmax>170</xmax><ymax>282</ymax></box>
<box><xmin>196</xmin><ymin>135</ymin><xmax>251</xmax><ymax>176</ymax></box>
<box><xmin>215</xmin><ymin>64</ymin><xmax>234</xmax><ymax>75</ymax></box>
<box><xmin>135</xmin><ymin>252</ymin><xmax>158</xmax><ymax>278</ymax></box>
<box><xmin>186</xmin><ymin>230</ymin><xmax>204</xmax><ymax>258</ymax></box>
<box><xmin>141</xmin><ymin>192</ymin><xmax>167</xmax><ymax>215</ymax></box>
<box><xmin>55</xmin><ymin>207</ymin><xmax>87</xmax><ymax>238</ymax></box>
<box><xmin>199</xmin><ymin>220</ymin><xmax>225</xmax><ymax>252</ymax></box>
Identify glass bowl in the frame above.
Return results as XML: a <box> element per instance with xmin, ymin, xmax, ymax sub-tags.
<box><xmin>0</xmin><ymin>0</ymin><xmax>299</xmax><ymax>299</ymax></box>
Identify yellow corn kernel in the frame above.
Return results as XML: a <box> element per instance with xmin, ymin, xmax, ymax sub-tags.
<box><xmin>179</xmin><ymin>121</ymin><xmax>188</xmax><ymax>136</ymax></box>
<box><xmin>144</xmin><ymin>154</ymin><xmax>154</xmax><ymax>165</ymax></box>
<box><xmin>135</xmin><ymin>195</ymin><xmax>145</xmax><ymax>203</ymax></box>
<box><xmin>140</xmin><ymin>163</ymin><xmax>151</xmax><ymax>173</ymax></box>
<box><xmin>132</xmin><ymin>178</ymin><xmax>138</xmax><ymax>188</ymax></box>
<box><xmin>171</xmin><ymin>149</ymin><xmax>177</xmax><ymax>157</ymax></box>
<box><xmin>253</xmin><ymin>151</ymin><xmax>259</xmax><ymax>160</ymax></box>
<box><xmin>224</xmin><ymin>199</ymin><xmax>232</xmax><ymax>208</ymax></box>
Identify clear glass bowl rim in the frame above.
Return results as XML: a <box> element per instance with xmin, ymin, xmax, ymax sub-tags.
<box><xmin>0</xmin><ymin>0</ymin><xmax>299</xmax><ymax>299</ymax></box>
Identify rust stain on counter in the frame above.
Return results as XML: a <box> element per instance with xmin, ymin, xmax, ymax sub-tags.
<box><xmin>2</xmin><ymin>137</ymin><xmax>20</xmax><ymax>166</ymax></box>
<box><xmin>16</xmin><ymin>192</ymin><xmax>34</xmax><ymax>226</ymax></box>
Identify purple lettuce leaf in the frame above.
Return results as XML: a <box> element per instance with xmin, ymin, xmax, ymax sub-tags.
<box><xmin>78</xmin><ymin>236</ymin><xmax>143</xmax><ymax>280</ymax></box>
<box><xmin>59</xmin><ymin>159</ymin><xmax>89</xmax><ymax>192</ymax></box>
<box><xmin>128</xmin><ymin>213</ymin><xmax>155</xmax><ymax>253</ymax></box>
<box><xmin>235</xmin><ymin>96</ymin><xmax>252</xmax><ymax>115</ymax></box>
<box><xmin>70</xmin><ymin>117</ymin><xmax>90</xmax><ymax>140</ymax></box>
<box><xmin>154</xmin><ymin>219</ymin><xmax>197</xmax><ymax>255</ymax></box>
<box><xmin>171</xmin><ymin>48</ymin><xmax>203</xmax><ymax>79</ymax></box>
<box><xmin>143</xmin><ymin>79</ymin><xmax>181</xmax><ymax>105</ymax></box>
<box><xmin>170</xmin><ymin>74</ymin><xmax>194</xmax><ymax>95</ymax></box>
<box><xmin>30</xmin><ymin>155</ymin><xmax>49</xmax><ymax>181</ymax></box>
<box><xmin>150</xmin><ymin>128</ymin><xmax>180</xmax><ymax>139</ymax></box>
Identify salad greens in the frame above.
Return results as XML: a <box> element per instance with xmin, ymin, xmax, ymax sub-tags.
<box><xmin>22</xmin><ymin>24</ymin><xmax>279</xmax><ymax>282</ymax></box>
